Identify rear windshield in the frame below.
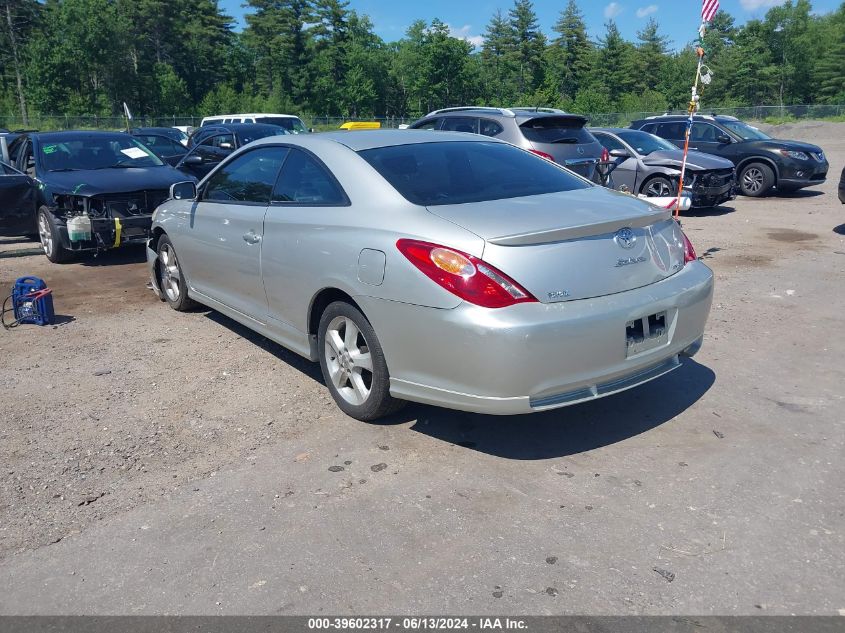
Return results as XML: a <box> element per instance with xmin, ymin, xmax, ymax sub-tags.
<box><xmin>519</xmin><ymin>117</ymin><xmax>595</xmax><ymax>145</ymax></box>
<box><xmin>255</xmin><ymin>117</ymin><xmax>309</xmax><ymax>134</ymax></box>
<box><xmin>359</xmin><ymin>141</ymin><xmax>591</xmax><ymax>207</ymax></box>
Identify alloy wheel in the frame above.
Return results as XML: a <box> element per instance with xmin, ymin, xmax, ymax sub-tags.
<box><xmin>324</xmin><ymin>315</ymin><xmax>373</xmax><ymax>406</ymax></box>
<box><xmin>38</xmin><ymin>213</ymin><xmax>53</xmax><ymax>257</ymax></box>
<box><xmin>644</xmin><ymin>179</ymin><xmax>673</xmax><ymax>197</ymax></box>
<box><xmin>743</xmin><ymin>167</ymin><xmax>764</xmax><ymax>194</ymax></box>
<box><xmin>159</xmin><ymin>243</ymin><xmax>182</xmax><ymax>302</ymax></box>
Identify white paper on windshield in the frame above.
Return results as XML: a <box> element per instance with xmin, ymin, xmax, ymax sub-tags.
<box><xmin>120</xmin><ymin>147</ymin><xmax>149</xmax><ymax>159</ymax></box>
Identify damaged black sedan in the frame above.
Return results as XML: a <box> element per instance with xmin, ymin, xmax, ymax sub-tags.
<box><xmin>4</xmin><ymin>131</ymin><xmax>191</xmax><ymax>263</ymax></box>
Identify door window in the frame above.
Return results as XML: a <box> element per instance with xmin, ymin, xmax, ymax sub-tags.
<box><xmin>441</xmin><ymin>117</ymin><xmax>479</xmax><ymax>134</ymax></box>
<box><xmin>690</xmin><ymin>123</ymin><xmax>718</xmax><ymax>142</ymax></box>
<box><xmin>655</xmin><ymin>122</ymin><xmax>686</xmax><ymax>140</ymax></box>
<box><xmin>411</xmin><ymin>118</ymin><xmax>442</xmax><ymax>131</ymax></box>
<box><xmin>272</xmin><ymin>149</ymin><xmax>347</xmax><ymax>205</ymax></box>
<box><xmin>203</xmin><ymin>147</ymin><xmax>288</xmax><ymax>204</ymax></box>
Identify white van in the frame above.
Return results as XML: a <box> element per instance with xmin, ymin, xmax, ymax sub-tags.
<box><xmin>200</xmin><ymin>113</ymin><xmax>310</xmax><ymax>134</ymax></box>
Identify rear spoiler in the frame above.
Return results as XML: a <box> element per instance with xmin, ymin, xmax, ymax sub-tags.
<box><xmin>518</xmin><ymin>114</ymin><xmax>589</xmax><ymax>128</ymax></box>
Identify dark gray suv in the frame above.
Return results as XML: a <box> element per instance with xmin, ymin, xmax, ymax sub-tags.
<box><xmin>408</xmin><ymin>107</ymin><xmax>603</xmax><ymax>181</ymax></box>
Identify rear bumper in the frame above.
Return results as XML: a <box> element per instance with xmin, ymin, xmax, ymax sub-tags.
<box><xmin>358</xmin><ymin>261</ymin><xmax>714</xmax><ymax>415</ymax></box>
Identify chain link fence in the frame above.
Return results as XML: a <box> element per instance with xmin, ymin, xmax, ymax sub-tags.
<box><xmin>1</xmin><ymin>104</ymin><xmax>843</xmax><ymax>132</ymax></box>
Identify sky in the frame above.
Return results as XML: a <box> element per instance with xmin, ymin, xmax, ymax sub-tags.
<box><xmin>219</xmin><ymin>0</ymin><xmax>841</xmax><ymax>50</ymax></box>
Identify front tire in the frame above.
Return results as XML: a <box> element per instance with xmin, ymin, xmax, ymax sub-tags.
<box><xmin>640</xmin><ymin>175</ymin><xmax>675</xmax><ymax>198</ymax></box>
<box><xmin>157</xmin><ymin>234</ymin><xmax>197</xmax><ymax>311</ymax></box>
<box><xmin>317</xmin><ymin>301</ymin><xmax>405</xmax><ymax>421</ymax></box>
<box><xmin>739</xmin><ymin>163</ymin><xmax>774</xmax><ymax>197</ymax></box>
<box><xmin>37</xmin><ymin>207</ymin><xmax>72</xmax><ymax>263</ymax></box>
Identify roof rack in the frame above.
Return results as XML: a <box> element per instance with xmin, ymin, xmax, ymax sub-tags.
<box><xmin>425</xmin><ymin>106</ymin><xmax>516</xmax><ymax>118</ymax></box>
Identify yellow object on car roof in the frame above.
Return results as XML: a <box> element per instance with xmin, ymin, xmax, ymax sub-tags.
<box><xmin>339</xmin><ymin>121</ymin><xmax>381</xmax><ymax>130</ymax></box>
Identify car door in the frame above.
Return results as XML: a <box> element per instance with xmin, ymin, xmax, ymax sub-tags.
<box><xmin>593</xmin><ymin>132</ymin><xmax>638</xmax><ymax>192</ymax></box>
<box><xmin>135</xmin><ymin>134</ymin><xmax>187</xmax><ymax>166</ymax></box>
<box><xmin>0</xmin><ymin>161</ymin><xmax>36</xmax><ymax>236</ymax></box>
<box><xmin>261</xmin><ymin>147</ymin><xmax>351</xmax><ymax>330</ymax></box>
<box><xmin>176</xmin><ymin>146</ymin><xmax>288</xmax><ymax>319</ymax></box>
<box><xmin>688</xmin><ymin>122</ymin><xmax>730</xmax><ymax>157</ymax></box>
<box><xmin>654</xmin><ymin>122</ymin><xmax>687</xmax><ymax>149</ymax></box>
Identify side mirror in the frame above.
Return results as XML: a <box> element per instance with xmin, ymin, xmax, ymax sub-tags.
<box><xmin>182</xmin><ymin>154</ymin><xmax>203</xmax><ymax>165</ymax></box>
<box><xmin>170</xmin><ymin>181</ymin><xmax>197</xmax><ymax>201</ymax></box>
<box><xmin>609</xmin><ymin>148</ymin><xmax>630</xmax><ymax>158</ymax></box>
<box><xmin>716</xmin><ymin>134</ymin><xmax>732</xmax><ymax>144</ymax></box>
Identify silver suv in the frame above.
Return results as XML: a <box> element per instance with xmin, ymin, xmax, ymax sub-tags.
<box><xmin>408</xmin><ymin>107</ymin><xmax>603</xmax><ymax>181</ymax></box>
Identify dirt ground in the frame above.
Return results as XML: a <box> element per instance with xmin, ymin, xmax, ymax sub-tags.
<box><xmin>0</xmin><ymin>121</ymin><xmax>843</xmax><ymax>614</ymax></box>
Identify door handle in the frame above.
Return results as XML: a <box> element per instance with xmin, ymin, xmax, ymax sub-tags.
<box><xmin>243</xmin><ymin>230</ymin><xmax>261</xmax><ymax>244</ymax></box>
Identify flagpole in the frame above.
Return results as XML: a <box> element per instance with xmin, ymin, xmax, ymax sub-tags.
<box><xmin>673</xmin><ymin>0</ymin><xmax>717</xmax><ymax>219</ymax></box>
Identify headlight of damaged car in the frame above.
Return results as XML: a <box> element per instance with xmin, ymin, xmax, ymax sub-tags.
<box><xmin>779</xmin><ymin>150</ymin><xmax>809</xmax><ymax>160</ymax></box>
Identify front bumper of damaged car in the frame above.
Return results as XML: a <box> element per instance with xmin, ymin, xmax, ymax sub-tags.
<box><xmin>684</xmin><ymin>171</ymin><xmax>736</xmax><ymax>208</ymax></box>
<box><xmin>50</xmin><ymin>194</ymin><xmax>155</xmax><ymax>253</ymax></box>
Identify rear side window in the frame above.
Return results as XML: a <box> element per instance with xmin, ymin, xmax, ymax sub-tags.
<box><xmin>273</xmin><ymin>149</ymin><xmax>347</xmax><ymax>205</ymax></box>
<box><xmin>359</xmin><ymin>140</ymin><xmax>591</xmax><ymax>207</ymax></box>
<box><xmin>479</xmin><ymin>119</ymin><xmax>504</xmax><ymax>137</ymax></box>
<box><xmin>519</xmin><ymin>117</ymin><xmax>594</xmax><ymax>144</ymax></box>
<box><xmin>204</xmin><ymin>147</ymin><xmax>288</xmax><ymax>204</ymax></box>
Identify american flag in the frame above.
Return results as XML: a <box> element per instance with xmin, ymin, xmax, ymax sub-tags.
<box><xmin>702</xmin><ymin>0</ymin><xmax>719</xmax><ymax>22</ymax></box>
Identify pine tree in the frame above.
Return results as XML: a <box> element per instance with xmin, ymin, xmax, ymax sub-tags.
<box><xmin>546</xmin><ymin>0</ymin><xmax>592</xmax><ymax>101</ymax></box>
<box><xmin>481</xmin><ymin>9</ymin><xmax>517</xmax><ymax>104</ymax></box>
<box><xmin>508</xmin><ymin>0</ymin><xmax>546</xmax><ymax>100</ymax></box>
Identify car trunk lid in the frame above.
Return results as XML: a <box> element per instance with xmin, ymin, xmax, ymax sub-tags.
<box><xmin>426</xmin><ymin>187</ymin><xmax>686</xmax><ymax>303</ymax></box>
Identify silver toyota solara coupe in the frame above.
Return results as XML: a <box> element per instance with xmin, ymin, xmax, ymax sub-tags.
<box><xmin>147</xmin><ymin>130</ymin><xmax>714</xmax><ymax>421</ymax></box>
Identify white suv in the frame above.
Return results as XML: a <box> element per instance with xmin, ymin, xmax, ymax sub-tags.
<box><xmin>200</xmin><ymin>113</ymin><xmax>310</xmax><ymax>134</ymax></box>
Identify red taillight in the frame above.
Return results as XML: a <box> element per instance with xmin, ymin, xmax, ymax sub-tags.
<box><xmin>600</xmin><ymin>148</ymin><xmax>610</xmax><ymax>163</ymax></box>
<box><xmin>682</xmin><ymin>231</ymin><xmax>697</xmax><ymax>264</ymax></box>
<box><xmin>396</xmin><ymin>239</ymin><xmax>537</xmax><ymax>309</ymax></box>
<box><xmin>529</xmin><ymin>149</ymin><xmax>555</xmax><ymax>162</ymax></box>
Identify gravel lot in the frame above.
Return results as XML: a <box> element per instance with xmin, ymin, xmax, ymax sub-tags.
<box><xmin>0</xmin><ymin>121</ymin><xmax>843</xmax><ymax>615</ymax></box>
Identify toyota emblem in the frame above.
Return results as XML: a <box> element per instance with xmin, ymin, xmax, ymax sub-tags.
<box><xmin>614</xmin><ymin>227</ymin><xmax>637</xmax><ymax>249</ymax></box>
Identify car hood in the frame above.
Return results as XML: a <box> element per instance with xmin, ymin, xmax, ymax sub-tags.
<box><xmin>641</xmin><ymin>150</ymin><xmax>733</xmax><ymax>170</ymax></box>
<box><xmin>751</xmin><ymin>139</ymin><xmax>824</xmax><ymax>154</ymax></box>
<box><xmin>768</xmin><ymin>139</ymin><xmax>822</xmax><ymax>153</ymax></box>
<box><xmin>42</xmin><ymin>166</ymin><xmax>189</xmax><ymax>196</ymax></box>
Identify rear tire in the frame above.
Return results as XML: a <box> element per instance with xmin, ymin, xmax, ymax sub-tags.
<box><xmin>37</xmin><ymin>207</ymin><xmax>72</xmax><ymax>263</ymax></box>
<box><xmin>156</xmin><ymin>234</ymin><xmax>197</xmax><ymax>311</ymax></box>
<box><xmin>739</xmin><ymin>162</ymin><xmax>774</xmax><ymax>197</ymax></box>
<box><xmin>317</xmin><ymin>301</ymin><xmax>405</xmax><ymax>421</ymax></box>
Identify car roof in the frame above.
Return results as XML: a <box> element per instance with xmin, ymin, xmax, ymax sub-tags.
<box><xmin>249</xmin><ymin>129</ymin><xmax>503</xmax><ymax>152</ymax></box>
<box><xmin>131</xmin><ymin>127</ymin><xmax>178</xmax><ymax>133</ymax></box>
<box><xmin>30</xmin><ymin>130</ymin><xmax>140</xmax><ymax>142</ymax></box>
<box><xmin>590</xmin><ymin>127</ymin><xmax>629</xmax><ymax>134</ymax></box>
<box><xmin>197</xmin><ymin>123</ymin><xmax>284</xmax><ymax>134</ymax></box>
<box><xmin>202</xmin><ymin>113</ymin><xmax>299</xmax><ymax>119</ymax></box>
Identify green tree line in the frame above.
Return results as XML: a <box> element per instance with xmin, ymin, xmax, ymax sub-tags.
<box><xmin>1</xmin><ymin>0</ymin><xmax>843</xmax><ymax>124</ymax></box>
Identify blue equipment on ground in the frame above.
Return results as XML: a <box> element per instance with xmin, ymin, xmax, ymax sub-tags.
<box><xmin>2</xmin><ymin>276</ymin><xmax>55</xmax><ymax>329</ymax></box>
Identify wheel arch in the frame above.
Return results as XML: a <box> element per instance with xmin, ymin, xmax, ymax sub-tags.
<box><xmin>307</xmin><ymin>287</ymin><xmax>365</xmax><ymax>340</ymax></box>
